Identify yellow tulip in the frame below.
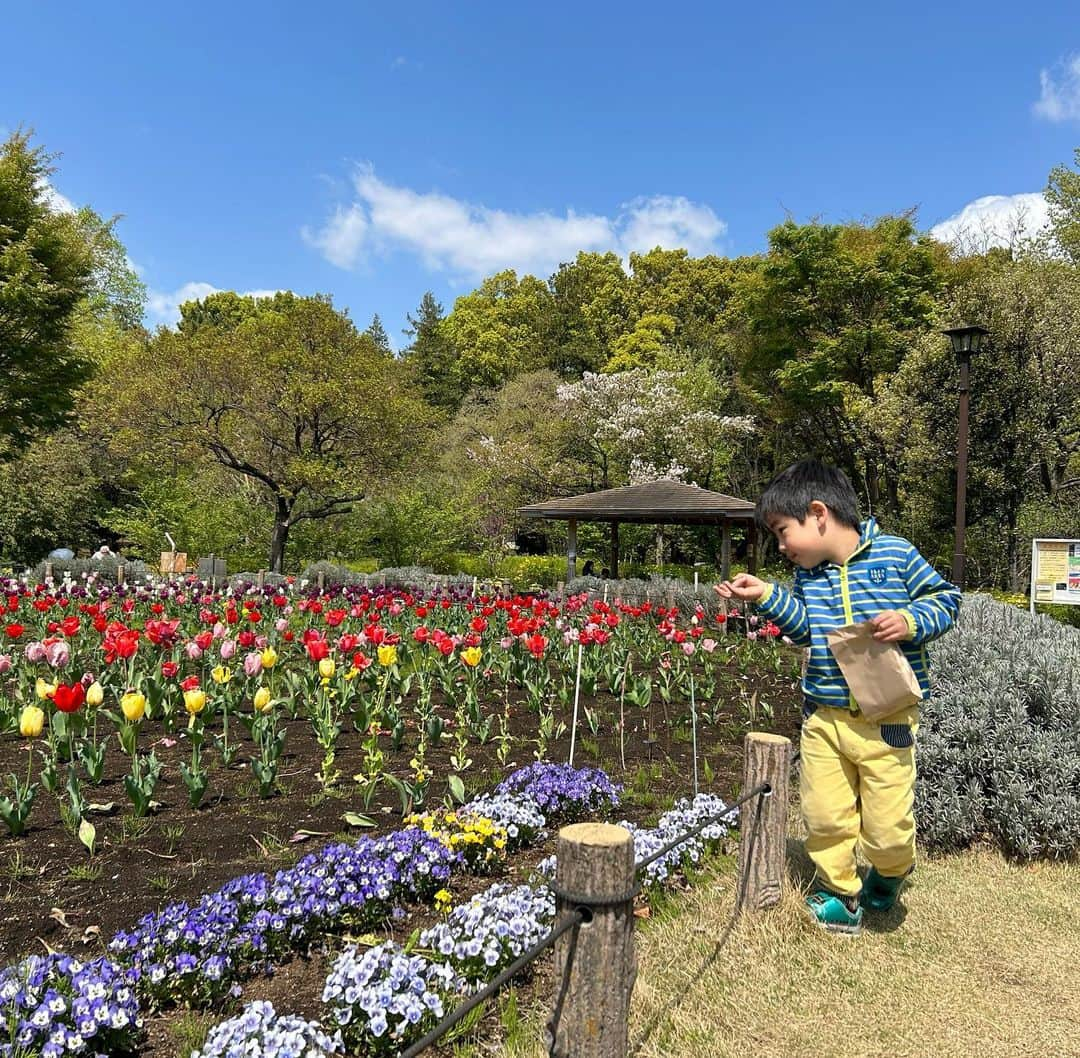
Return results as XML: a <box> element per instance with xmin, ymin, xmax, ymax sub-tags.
<box><xmin>318</xmin><ymin>657</ymin><xmax>336</xmax><ymax>680</ymax></box>
<box><xmin>86</xmin><ymin>681</ymin><xmax>104</xmax><ymax>708</ymax></box>
<box><xmin>460</xmin><ymin>646</ymin><xmax>482</xmax><ymax>668</ymax></box>
<box><xmin>19</xmin><ymin>705</ymin><xmax>44</xmax><ymax>738</ymax></box>
<box><xmin>35</xmin><ymin>677</ymin><xmax>56</xmax><ymax>701</ymax></box>
<box><xmin>377</xmin><ymin>644</ymin><xmax>398</xmax><ymax>667</ymax></box>
<box><xmin>260</xmin><ymin>647</ymin><xmax>278</xmax><ymax>669</ymax></box>
<box><xmin>253</xmin><ymin>686</ymin><xmax>272</xmax><ymax>713</ymax></box>
<box><xmin>211</xmin><ymin>665</ymin><xmax>233</xmax><ymax>685</ymax></box>
<box><xmin>120</xmin><ymin>691</ymin><xmax>146</xmax><ymax>722</ymax></box>
<box><xmin>184</xmin><ymin>688</ymin><xmax>207</xmax><ymax>715</ymax></box>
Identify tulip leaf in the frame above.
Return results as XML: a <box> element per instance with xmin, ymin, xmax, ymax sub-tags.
<box><xmin>448</xmin><ymin>774</ymin><xmax>466</xmax><ymax>804</ymax></box>
<box><xmin>77</xmin><ymin>818</ymin><xmax>96</xmax><ymax>855</ymax></box>
<box><xmin>342</xmin><ymin>812</ymin><xmax>376</xmax><ymax>828</ymax></box>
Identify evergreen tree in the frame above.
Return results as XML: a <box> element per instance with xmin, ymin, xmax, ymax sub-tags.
<box><xmin>402</xmin><ymin>291</ymin><xmax>460</xmax><ymax>410</ymax></box>
<box><xmin>365</xmin><ymin>312</ymin><xmax>392</xmax><ymax>354</ymax></box>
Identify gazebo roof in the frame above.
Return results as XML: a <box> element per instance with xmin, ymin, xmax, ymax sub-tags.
<box><xmin>518</xmin><ymin>479</ymin><xmax>756</xmax><ymax>526</ymax></box>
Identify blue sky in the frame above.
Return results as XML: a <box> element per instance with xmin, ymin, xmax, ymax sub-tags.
<box><xmin>4</xmin><ymin>2</ymin><xmax>1079</xmax><ymax>345</ymax></box>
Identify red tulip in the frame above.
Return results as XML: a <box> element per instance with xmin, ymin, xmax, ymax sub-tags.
<box><xmin>306</xmin><ymin>637</ymin><xmax>330</xmax><ymax>662</ymax></box>
<box><xmin>52</xmin><ymin>682</ymin><xmax>86</xmax><ymax>713</ymax></box>
<box><xmin>162</xmin><ymin>661</ymin><xmax>179</xmax><ymax>678</ymax></box>
<box><xmin>4</xmin><ymin>623</ymin><xmax>24</xmax><ymax>639</ymax></box>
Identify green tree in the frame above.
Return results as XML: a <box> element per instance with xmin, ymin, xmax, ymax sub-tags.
<box><xmin>442</xmin><ymin>270</ymin><xmax>555</xmax><ymax>397</ymax></box>
<box><xmin>106</xmin><ymin>293</ymin><xmax>434</xmax><ymax>571</ymax></box>
<box><xmin>365</xmin><ymin>312</ymin><xmax>392</xmax><ymax>355</ymax></box>
<box><xmin>877</xmin><ymin>253</ymin><xmax>1080</xmax><ymax>588</ymax></box>
<box><xmin>1046</xmin><ymin>147</ymin><xmax>1080</xmax><ymax>263</ymax></box>
<box><xmin>548</xmin><ymin>251</ymin><xmax>635</xmax><ymax>375</ymax></box>
<box><xmin>402</xmin><ymin>291</ymin><xmax>459</xmax><ymax>410</ymax></box>
<box><xmin>734</xmin><ymin>215</ymin><xmax>947</xmax><ymax>516</ymax></box>
<box><xmin>0</xmin><ymin>130</ymin><xmax>98</xmax><ymax>451</ymax></box>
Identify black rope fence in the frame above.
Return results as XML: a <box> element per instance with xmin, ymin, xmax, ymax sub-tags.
<box><xmin>398</xmin><ymin>909</ymin><xmax>585</xmax><ymax>1058</ymax></box>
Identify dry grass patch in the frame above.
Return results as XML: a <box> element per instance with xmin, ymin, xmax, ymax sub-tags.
<box><xmin>497</xmin><ymin>845</ymin><xmax>1080</xmax><ymax>1058</ymax></box>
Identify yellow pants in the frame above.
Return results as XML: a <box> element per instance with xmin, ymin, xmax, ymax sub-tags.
<box><xmin>800</xmin><ymin>705</ymin><xmax>919</xmax><ymax>897</ymax></box>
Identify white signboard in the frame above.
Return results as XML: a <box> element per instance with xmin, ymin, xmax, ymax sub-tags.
<box><xmin>1029</xmin><ymin>538</ymin><xmax>1080</xmax><ymax>612</ymax></box>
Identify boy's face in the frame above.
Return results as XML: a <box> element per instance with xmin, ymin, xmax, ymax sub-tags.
<box><xmin>766</xmin><ymin>510</ymin><xmax>828</xmax><ymax>569</ymax></box>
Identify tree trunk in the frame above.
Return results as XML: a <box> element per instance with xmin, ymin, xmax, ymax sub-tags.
<box><xmin>269</xmin><ymin>497</ymin><xmax>293</xmax><ymax>573</ymax></box>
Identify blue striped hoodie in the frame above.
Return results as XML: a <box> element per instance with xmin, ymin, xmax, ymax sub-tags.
<box><xmin>756</xmin><ymin>518</ymin><xmax>960</xmax><ymax>714</ymax></box>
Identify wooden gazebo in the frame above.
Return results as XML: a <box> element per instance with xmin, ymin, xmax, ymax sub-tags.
<box><xmin>518</xmin><ymin>479</ymin><xmax>758</xmax><ymax>583</ymax></box>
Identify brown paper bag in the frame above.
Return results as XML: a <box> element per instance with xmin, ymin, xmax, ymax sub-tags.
<box><xmin>825</xmin><ymin>622</ymin><xmax>923</xmax><ymax>721</ymax></box>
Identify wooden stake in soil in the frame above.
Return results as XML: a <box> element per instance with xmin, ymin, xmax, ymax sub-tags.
<box><xmin>568</xmin><ymin>642</ymin><xmax>583</xmax><ymax>767</ymax></box>
<box><xmin>690</xmin><ymin>672</ymin><xmax>699</xmax><ymax>797</ymax></box>
<box><xmin>618</xmin><ymin>653</ymin><xmax>630</xmax><ymax>773</ymax></box>
<box><xmin>548</xmin><ymin>822</ymin><xmax>636</xmax><ymax>1058</ymax></box>
<box><xmin>737</xmin><ymin>732</ymin><xmax>792</xmax><ymax>913</ymax></box>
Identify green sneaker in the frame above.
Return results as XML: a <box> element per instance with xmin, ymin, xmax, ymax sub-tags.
<box><xmin>860</xmin><ymin>867</ymin><xmax>907</xmax><ymax>912</ymax></box>
<box><xmin>806</xmin><ymin>890</ymin><xmax>863</xmax><ymax>935</ymax></box>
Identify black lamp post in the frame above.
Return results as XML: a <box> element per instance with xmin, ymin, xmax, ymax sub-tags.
<box><xmin>942</xmin><ymin>323</ymin><xmax>989</xmax><ymax>590</ymax></box>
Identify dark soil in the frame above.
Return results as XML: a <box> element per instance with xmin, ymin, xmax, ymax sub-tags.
<box><xmin>0</xmin><ymin>649</ymin><xmax>802</xmax><ymax>1056</ymax></box>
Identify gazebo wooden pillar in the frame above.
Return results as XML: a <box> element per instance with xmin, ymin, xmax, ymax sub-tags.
<box><xmin>610</xmin><ymin>521</ymin><xmax>620</xmax><ymax>578</ymax></box>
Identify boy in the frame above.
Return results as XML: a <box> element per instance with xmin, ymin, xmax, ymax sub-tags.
<box><xmin>717</xmin><ymin>460</ymin><xmax>960</xmax><ymax>934</ymax></box>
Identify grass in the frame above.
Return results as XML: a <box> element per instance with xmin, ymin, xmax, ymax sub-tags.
<box><xmin>171</xmin><ymin>1010</ymin><xmax>215</xmax><ymax>1058</ymax></box>
<box><xmin>494</xmin><ymin>841</ymin><xmax>1080</xmax><ymax>1058</ymax></box>
<box><xmin>67</xmin><ymin>862</ymin><xmax>103</xmax><ymax>882</ymax></box>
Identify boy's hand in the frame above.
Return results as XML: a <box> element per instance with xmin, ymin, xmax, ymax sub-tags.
<box><xmin>714</xmin><ymin>574</ymin><xmax>767</xmax><ymax>602</ymax></box>
<box><xmin>871</xmin><ymin>611</ymin><xmax>910</xmax><ymax>643</ymax></box>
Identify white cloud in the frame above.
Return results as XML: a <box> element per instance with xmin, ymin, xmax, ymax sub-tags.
<box><xmin>303</xmin><ymin>164</ymin><xmax>727</xmax><ymax>278</ymax></box>
<box><xmin>1034</xmin><ymin>54</ymin><xmax>1080</xmax><ymax>122</ymax></box>
<box><xmin>146</xmin><ymin>282</ymin><xmax>282</xmax><ymax>326</ymax></box>
<box><xmin>930</xmin><ymin>192</ymin><xmax>1051</xmax><ymax>253</ymax></box>
<box><xmin>38</xmin><ymin>179</ymin><xmax>76</xmax><ymax>215</ymax></box>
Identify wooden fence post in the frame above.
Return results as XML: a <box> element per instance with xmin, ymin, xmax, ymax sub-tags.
<box><xmin>44</xmin><ymin>562</ymin><xmax>53</xmax><ymax>583</ymax></box>
<box><xmin>737</xmin><ymin>732</ymin><xmax>792</xmax><ymax>913</ymax></box>
<box><xmin>116</xmin><ymin>562</ymin><xmax>125</xmax><ymax>587</ymax></box>
<box><xmin>548</xmin><ymin>822</ymin><xmax>636</xmax><ymax>1058</ymax></box>
<box><xmin>317</xmin><ymin>570</ymin><xmax>325</xmax><ymax>593</ymax></box>
<box><xmin>256</xmin><ymin>570</ymin><xmax>265</xmax><ymax>589</ymax></box>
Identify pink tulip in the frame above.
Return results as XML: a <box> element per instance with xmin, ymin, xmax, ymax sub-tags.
<box><xmin>46</xmin><ymin>640</ymin><xmax>71</xmax><ymax>669</ymax></box>
<box><xmin>275</xmin><ymin>618</ymin><xmax>288</xmax><ymax>633</ymax></box>
<box><xmin>701</xmin><ymin>638</ymin><xmax>718</xmax><ymax>654</ymax></box>
<box><xmin>0</xmin><ymin>654</ymin><xmax>12</xmax><ymax>675</ymax></box>
<box><xmin>681</xmin><ymin>641</ymin><xmax>696</xmax><ymax>657</ymax></box>
<box><xmin>499</xmin><ymin>636</ymin><xmax>514</xmax><ymax>649</ymax></box>
<box><xmin>213</xmin><ymin>622</ymin><xmax>227</xmax><ymax>639</ymax></box>
<box><xmin>185</xmin><ymin>641</ymin><xmax>203</xmax><ymax>660</ymax></box>
<box><xmin>219</xmin><ymin>638</ymin><xmax>237</xmax><ymax>660</ymax></box>
<box><xmin>243</xmin><ymin>651</ymin><xmax>263</xmax><ymax>678</ymax></box>
<box><xmin>254</xmin><ymin>634</ymin><xmax>268</xmax><ymax>649</ymax></box>
<box><xmin>24</xmin><ymin>641</ymin><xmax>47</xmax><ymax>664</ymax></box>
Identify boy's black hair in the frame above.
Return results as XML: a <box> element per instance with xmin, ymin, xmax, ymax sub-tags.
<box><xmin>756</xmin><ymin>459</ymin><xmax>861</xmax><ymax>530</ymax></box>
